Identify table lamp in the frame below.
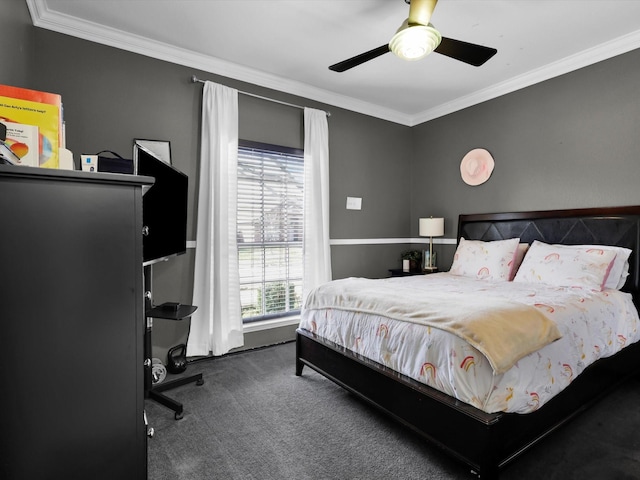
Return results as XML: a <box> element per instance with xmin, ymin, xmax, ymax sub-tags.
<box><xmin>419</xmin><ymin>217</ymin><xmax>444</xmax><ymax>271</ymax></box>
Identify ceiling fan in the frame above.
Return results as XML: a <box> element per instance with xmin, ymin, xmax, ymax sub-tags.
<box><xmin>329</xmin><ymin>0</ymin><xmax>497</xmax><ymax>72</ymax></box>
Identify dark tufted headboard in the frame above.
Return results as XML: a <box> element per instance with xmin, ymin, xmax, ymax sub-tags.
<box><xmin>458</xmin><ymin>206</ymin><xmax>640</xmax><ymax>305</ymax></box>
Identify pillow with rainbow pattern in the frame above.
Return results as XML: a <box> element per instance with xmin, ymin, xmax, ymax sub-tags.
<box><xmin>449</xmin><ymin>237</ymin><xmax>520</xmax><ymax>281</ymax></box>
<box><xmin>513</xmin><ymin>240</ymin><xmax>617</xmax><ymax>291</ymax></box>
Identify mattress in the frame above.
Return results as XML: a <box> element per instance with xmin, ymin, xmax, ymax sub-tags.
<box><xmin>299</xmin><ymin>273</ymin><xmax>640</xmax><ymax>414</ymax></box>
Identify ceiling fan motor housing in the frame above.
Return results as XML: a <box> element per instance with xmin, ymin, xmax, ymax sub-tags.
<box><xmin>389</xmin><ymin>21</ymin><xmax>442</xmax><ymax>61</ymax></box>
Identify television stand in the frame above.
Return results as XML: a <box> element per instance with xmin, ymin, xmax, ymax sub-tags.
<box><xmin>144</xmin><ymin>266</ymin><xmax>204</xmax><ymax>420</ymax></box>
<box><xmin>145</xmin><ymin>303</ymin><xmax>204</xmax><ymax>419</ymax></box>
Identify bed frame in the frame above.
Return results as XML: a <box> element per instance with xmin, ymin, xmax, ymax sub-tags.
<box><xmin>295</xmin><ymin>205</ymin><xmax>640</xmax><ymax>479</ymax></box>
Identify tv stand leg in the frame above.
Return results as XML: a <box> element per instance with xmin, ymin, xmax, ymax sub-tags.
<box><xmin>148</xmin><ymin>373</ymin><xmax>204</xmax><ymax>420</ymax></box>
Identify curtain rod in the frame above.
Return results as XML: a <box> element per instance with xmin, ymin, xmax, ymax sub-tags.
<box><xmin>190</xmin><ymin>75</ymin><xmax>330</xmax><ymax>117</ymax></box>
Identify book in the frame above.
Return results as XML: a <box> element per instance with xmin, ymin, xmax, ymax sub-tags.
<box><xmin>0</xmin><ymin>85</ymin><xmax>63</xmax><ymax>168</ymax></box>
<box><xmin>0</xmin><ymin>120</ymin><xmax>39</xmax><ymax>167</ymax></box>
<box><xmin>0</xmin><ymin>95</ymin><xmax>60</xmax><ymax>168</ymax></box>
<box><xmin>0</xmin><ymin>84</ymin><xmax>62</xmax><ymax>137</ymax></box>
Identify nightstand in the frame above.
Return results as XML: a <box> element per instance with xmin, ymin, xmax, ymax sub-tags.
<box><xmin>389</xmin><ymin>268</ymin><xmax>426</xmax><ymax>277</ymax></box>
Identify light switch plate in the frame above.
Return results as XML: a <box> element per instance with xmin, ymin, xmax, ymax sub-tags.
<box><xmin>346</xmin><ymin>196</ymin><xmax>362</xmax><ymax>210</ymax></box>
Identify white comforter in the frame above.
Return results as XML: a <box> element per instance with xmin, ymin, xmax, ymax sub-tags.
<box><xmin>299</xmin><ymin>273</ymin><xmax>640</xmax><ymax>414</ymax></box>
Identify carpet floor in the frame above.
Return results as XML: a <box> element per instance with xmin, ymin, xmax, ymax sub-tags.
<box><xmin>146</xmin><ymin>341</ymin><xmax>640</xmax><ymax>479</ymax></box>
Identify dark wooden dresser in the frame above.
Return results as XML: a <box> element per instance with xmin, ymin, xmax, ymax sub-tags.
<box><xmin>0</xmin><ymin>165</ymin><xmax>153</xmax><ymax>479</ymax></box>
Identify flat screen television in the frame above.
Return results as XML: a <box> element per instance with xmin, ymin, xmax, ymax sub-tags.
<box><xmin>133</xmin><ymin>143</ymin><xmax>188</xmax><ymax>265</ymax></box>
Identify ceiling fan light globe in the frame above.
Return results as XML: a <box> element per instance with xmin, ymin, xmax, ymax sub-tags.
<box><xmin>389</xmin><ymin>24</ymin><xmax>442</xmax><ymax>61</ymax></box>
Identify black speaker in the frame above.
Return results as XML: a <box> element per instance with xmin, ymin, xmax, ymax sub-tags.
<box><xmin>167</xmin><ymin>344</ymin><xmax>187</xmax><ymax>374</ymax></box>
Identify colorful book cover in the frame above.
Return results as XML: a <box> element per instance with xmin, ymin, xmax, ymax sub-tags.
<box><xmin>0</xmin><ymin>84</ymin><xmax>62</xmax><ymax>140</ymax></box>
<box><xmin>0</xmin><ymin>84</ymin><xmax>61</xmax><ymax>105</ymax></box>
<box><xmin>0</xmin><ymin>95</ymin><xmax>59</xmax><ymax>168</ymax></box>
<box><xmin>0</xmin><ymin>120</ymin><xmax>39</xmax><ymax>167</ymax></box>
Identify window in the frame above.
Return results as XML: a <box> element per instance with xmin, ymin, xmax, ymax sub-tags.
<box><xmin>237</xmin><ymin>140</ymin><xmax>304</xmax><ymax>323</ymax></box>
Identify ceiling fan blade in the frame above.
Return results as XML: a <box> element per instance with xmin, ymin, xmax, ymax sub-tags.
<box><xmin>435</xmin><ymin>37</ymin><xmax>497</xmax><ymax>66</ymax></box>
<box><xmin>329</xmin><ymin>44</ymin><xmax>390</xmax><ymax>72</ymax></box>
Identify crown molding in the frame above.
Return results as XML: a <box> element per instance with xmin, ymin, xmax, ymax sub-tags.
<box><xmin>27</xmin><ymin>0</ymin><xmax>640</xmax><ymax>127</ymax></box>
<box><xmin>26</xmin><ymin>0</ymin><xmax>413</xmax><ymax>126</ymax></box>
<box><xmin>410</xmin><ymin>28</ymin><xmax>640</xmax><ymax>126</ymax></box>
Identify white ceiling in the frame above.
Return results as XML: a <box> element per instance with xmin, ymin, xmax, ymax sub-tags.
<box><xmin>27</xmin><ymin>0</ymin><xmax>640</xmax><ymax>126</ymax></box>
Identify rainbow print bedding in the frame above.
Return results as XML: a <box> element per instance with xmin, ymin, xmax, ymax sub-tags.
<box><xmin>299</xmin><ymin>273</ymin><xmax>640</xmax><ymax>414</ymax></box>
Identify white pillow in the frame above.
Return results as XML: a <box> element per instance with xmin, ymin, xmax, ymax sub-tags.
<box><xmin>449</xmin><ymin>237</ymin><xmax>520</xmax><ymax>282</ymax></box>
<box><xmin>513</xmin><ymin>241</ymin><xmax>618</xmax><ymax>291</ymax></box>
<box><xmin>579</xmin><ymin>245</ymin><xmax>631</xmax><ymax>290</ymax></box>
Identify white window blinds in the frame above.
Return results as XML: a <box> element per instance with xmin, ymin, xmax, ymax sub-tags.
<box><xmin>237</xmin><ymin>140</ymin><xmax>304</xmax><ymax>322</ymax></box>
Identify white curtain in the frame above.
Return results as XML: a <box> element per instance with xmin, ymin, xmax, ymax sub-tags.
<box><xmin>303</xmin><ymin>108</ymin><xmax>332</xmax><ymax>300</ymax></box>
<box><xmin>188</xmin><ymin>81</ymin><xmax>244</xmax><ymax>357</ymax></box>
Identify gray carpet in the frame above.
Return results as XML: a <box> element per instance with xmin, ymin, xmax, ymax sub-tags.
<box><xmin>146</xmin><ymin>341</ymin><xmax>640</xmax><ymax>479</ymax></box>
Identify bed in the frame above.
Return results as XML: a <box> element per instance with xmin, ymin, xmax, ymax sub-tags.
<box><xmin>295</xmin><ymin>206</ymin><xmax>640</xmax><ymax>479</ymax></box>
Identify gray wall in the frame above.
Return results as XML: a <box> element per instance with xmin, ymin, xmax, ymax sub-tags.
<box><xmin>4</xmin><ymin>1</ymin><xmax>412</xmax><ymax>359</ymax></box>
<box><xmin>330</xmin><ymin>111</ymin><xmax>414</xmax><ymax>279</ymax></box>
<box><xmin>2</xmin><ymin>0</ymin><xmax>32</xmax><ymax>87</ymax></box>
<box><xmin>6</xmin><ymin>1</ymin><xmax>640</xmax><ymax>357</ymax></box>
<box><xmin>411</xmin><ymin>49</ymin><xmax>640</xmax><ymax>269</ymax></box>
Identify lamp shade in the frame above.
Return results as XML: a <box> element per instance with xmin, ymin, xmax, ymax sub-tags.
<box><xmin>419</xmin><ymin>217</ymin><xmax>444</xmax><ymax>237</ymax></box>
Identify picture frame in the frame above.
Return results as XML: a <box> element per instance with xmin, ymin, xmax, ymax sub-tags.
<box><xmin>134</xmin><ymin>139</ymin><xmax>172</xmax><ymax>165</ymax></box>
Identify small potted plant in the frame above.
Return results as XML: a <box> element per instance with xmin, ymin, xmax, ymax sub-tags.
<box><xmin>401</xmin><ymin>250</ymin><xmax>422</xmax><ymax>272</ymax></box>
